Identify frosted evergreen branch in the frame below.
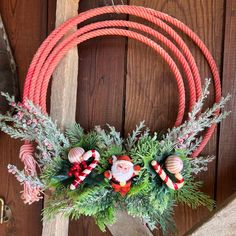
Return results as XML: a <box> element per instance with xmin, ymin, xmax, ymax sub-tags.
<box><xmin>158</xmin><ymin>139</ymin><xmax>175</xmax><ymax>154</ymax></box>
<box><xmin>1</xmin><ymin>92</ymin><xmax>15</xmax><ymax>103</ymax></box>
<box><xmin>95</xmin><ymin>124</ymin><xmax>123</xmax><ymax>147</ymax></box>
<box><xmin>187</xmin><ymin>136</ymin><xmax>203</xmax><ymax>155</ymax></box>
<box><xmin>8</xmin><ymin>164</ymin><xmax>44</xmax><ymax>188</ymax></box>
<box><xmin>95</xmin><ymin>126</ymin><xmax>112</xmax><ymax>147</ymax></box>
<box><xmin>189</xmin><ymin>78</ymin><xmax>211</xmax><ymax>119</ymax></box>
<box><xmin>106</xmin><ymin>124</ymin><xmax>123</xmax><ymax>146</ymax></box>
<box><xmin>164</xmin><ymin>80</ymin><xmax>231</xmax><ymax>153</ymax></box>
<box><xmin>8</xmin><ymin>164</ymin><xmax>45</xmax><ymax>204</ymax></box>
<box><xmin>190</xmin><ymin>155</ymin><xmax>215</xmax><ymax>175</ymax></box>
<box><xmin>0</xmin><ymin>123</ymin><xmax>34</xmax><ymax>140</ymax></box>
<box><xmin>0</xmin><ymin>94</ymin><xmax>70</xmax><ymax>163</ymax></box>
<box><xmin>26</xmin><ymin>100</ymin><xmax>70</xmax><ymax>148</ymax></box>
<box><xmin>65</xmin><ymin>123</ymin><xmax>84</xmax><ymax>144</ymax></box>
<box><xmin>126</xmin><ymin>121</ymin><xmax>146</xmax><ymax>150</ymax></box>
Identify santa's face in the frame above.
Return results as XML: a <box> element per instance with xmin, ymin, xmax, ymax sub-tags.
<box><xmin>111</xmin><ymin>160</ymin><xmax>134</xmax><ymax>182</ymax></box>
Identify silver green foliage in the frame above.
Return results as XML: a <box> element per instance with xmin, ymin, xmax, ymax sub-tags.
<box><xmin>95</xmin><ymin>124</ymin><xmax>123</xmax><ymax>147</ymax></box>
<box><xmin>190</xmin><ymin>155</ymin><xmax>215</xmax><ymax>175</ymax></box>
<box><xmin>0</xmin><ymin>93</ymin><xmax>69</xmax><ymax>164</ymax></box>
<box><xmin>8</xmin><ymin>164</ymin><xmax>44</xmax><ymax>189</ymax></box>
<box><xmin>65</xmin><ymin>123</ymin><xmax>84</xmax><ymax>145</ymax></box>
<box><xmin>164</xmin><ymin>79</ymin><xmax>231</xmax><ymax>155</ymax></box>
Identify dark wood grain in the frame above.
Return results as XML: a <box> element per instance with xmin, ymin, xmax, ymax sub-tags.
<box><xmin>0</xmin><ymin>16</ymin><xmax>18</xmax><ymax>113</ymax></box>
<box><xmin>0</xmin><ymin>0</ymin><xmax>48</xmax><ymax>93</ymax></box>
<box><xmin>126</xmin><ymin>1</ymin><xmax>225</xmax><ymax>236</ymax></box>
<box><xmin>75</xmin><ymin>0</ymin><xmax>127</xmax><ymax>131</ymax></box>
<box><xmin>0</xmin><ymin>0</ymin><xmax>48</xmax><ymax>235</ymax></box>
<box><xmin>0</xmin><ymin>136</ymin><xmax>42</xmax><ymax>236</ymax></box>
<box><xmin>216</xmin><ymin>0</ymin><xmax>236</xmax><ymax>204</ymax></box>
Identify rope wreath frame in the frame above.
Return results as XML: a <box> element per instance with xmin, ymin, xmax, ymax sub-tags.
<box><xmin>0</xmin><ymin>5</ymin><xmax>230</xmax><ymax>233</ymax></box>
<box><xmin>23</xmin><ymin>5</ymin><xmax>221</xmax><ymax>157</ymax></box>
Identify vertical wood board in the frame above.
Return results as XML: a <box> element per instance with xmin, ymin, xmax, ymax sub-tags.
<box><xmin>0</xmin><ymin>0</ymin><xmax>48</xmax><ymax>235</ymax></box>
<box><xmin>0</xmin><ymin>14</ymin><xmax>18</xmax><ymax>112</ymax></box>
<box><xmin>217</xmin><ymin>0</ymin><xmax>236</xmax><ymax>203</ymax></box>
<box><xmin>43</xmin><ymin>1</ymin><xmax>80</xmax><ymax>236</ymax></box>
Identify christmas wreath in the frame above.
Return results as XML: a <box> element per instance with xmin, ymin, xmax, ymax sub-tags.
<box><xmin>0</xmin><ymin>5</ymin><xmax>231</xmax><ymax>234</ymax></box>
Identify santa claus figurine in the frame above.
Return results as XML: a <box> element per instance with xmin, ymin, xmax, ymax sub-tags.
<box><xmin>104</xmin><ymin>155</ymin><xmax>141</xmax><ymax>196</ymax></box>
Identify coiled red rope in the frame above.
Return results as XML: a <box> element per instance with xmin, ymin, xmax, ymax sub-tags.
<box><xmin>22</xmin><ymin>5</ymin><xmax>221</xmax><ymax>157</ymax></box>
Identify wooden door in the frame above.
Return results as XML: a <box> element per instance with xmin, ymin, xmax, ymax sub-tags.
<box><xmin>0</xmin><ymin>1</ymin><xmax>235</xmax><ymax>236</ymax></box>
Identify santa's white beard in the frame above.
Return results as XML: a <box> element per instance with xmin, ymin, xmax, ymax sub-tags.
<box><xmin>111</xmin><ymin>164</ymin><xmax>134</xmax><ymax>182</ymax></box>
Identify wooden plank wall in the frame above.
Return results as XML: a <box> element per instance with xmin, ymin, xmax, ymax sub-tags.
<box><xmin>0</xmin><ymin>0</ymin><xmax>235</xmax><ymax>236</ymax></box>
<box><xmin>217</xmin><ymin>0</ymin><xmax>236</xmax><ymax>204</ymax></box>
<box><xmin>0</xmin><ymin>1</ymin><xmax>47</xmax><ymax>235</ymax></box>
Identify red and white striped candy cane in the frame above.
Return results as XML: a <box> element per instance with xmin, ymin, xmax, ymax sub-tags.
<box><xmin>151</xmin><ymin>160</ymin><xmax>184</xmax><ymax>190</ymax></box>
<box><xmin>70</xmin><ymin>150</ymin><xmax>100</xmax><ymax>190</ymax></box>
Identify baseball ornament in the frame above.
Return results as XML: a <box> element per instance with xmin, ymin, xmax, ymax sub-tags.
<box><xmin>104</xmin><ymin>155</ymin><xmax>141</xmax><ymax>196</ymax></box>
<box><xmin>165</xmin><ymin>155</ymin><xmax>183</xmax><ymax>174</ymax></box>
<box><xmin>151</xmin><ymin>158</ymin><xmax>184</xmax><ymax>190</ymax></box>
<box><xmin>68</xmin><ymin>148</ymin><xmax>100</xmax><ymax>190</ymax></box>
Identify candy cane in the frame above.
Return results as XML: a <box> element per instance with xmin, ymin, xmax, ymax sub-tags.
<box><xmin>151</xmin><ymin>160</ymin><xmax>184</xmax><ymax>190</ymax></box>
<box><xmin>70</xmin><ymin>150</ymin><xmax>100</xmax><ymax>190</ymax></box>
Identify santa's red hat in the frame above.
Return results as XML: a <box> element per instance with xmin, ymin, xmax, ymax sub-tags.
<box><xmin>117</xmin><ymin>155</ymin><xmax>131</xmax><ymax>162</ymax></box>
<box><xmin>110</xmin><ymin>155</ymin><xmax>132</xmax><ymax>163</ymax></box>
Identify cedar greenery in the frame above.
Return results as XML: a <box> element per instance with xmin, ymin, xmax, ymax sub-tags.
<box><xmin>0</xmin><ymin>80</ymin><xmax>230</xmax><ymax>234</ymax></box>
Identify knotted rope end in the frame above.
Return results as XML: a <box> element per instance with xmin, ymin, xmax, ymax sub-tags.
<box><xmin>19</xmin><ymin>141</ymin><xmax>38</xmax><ymax>176</ymax></box>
